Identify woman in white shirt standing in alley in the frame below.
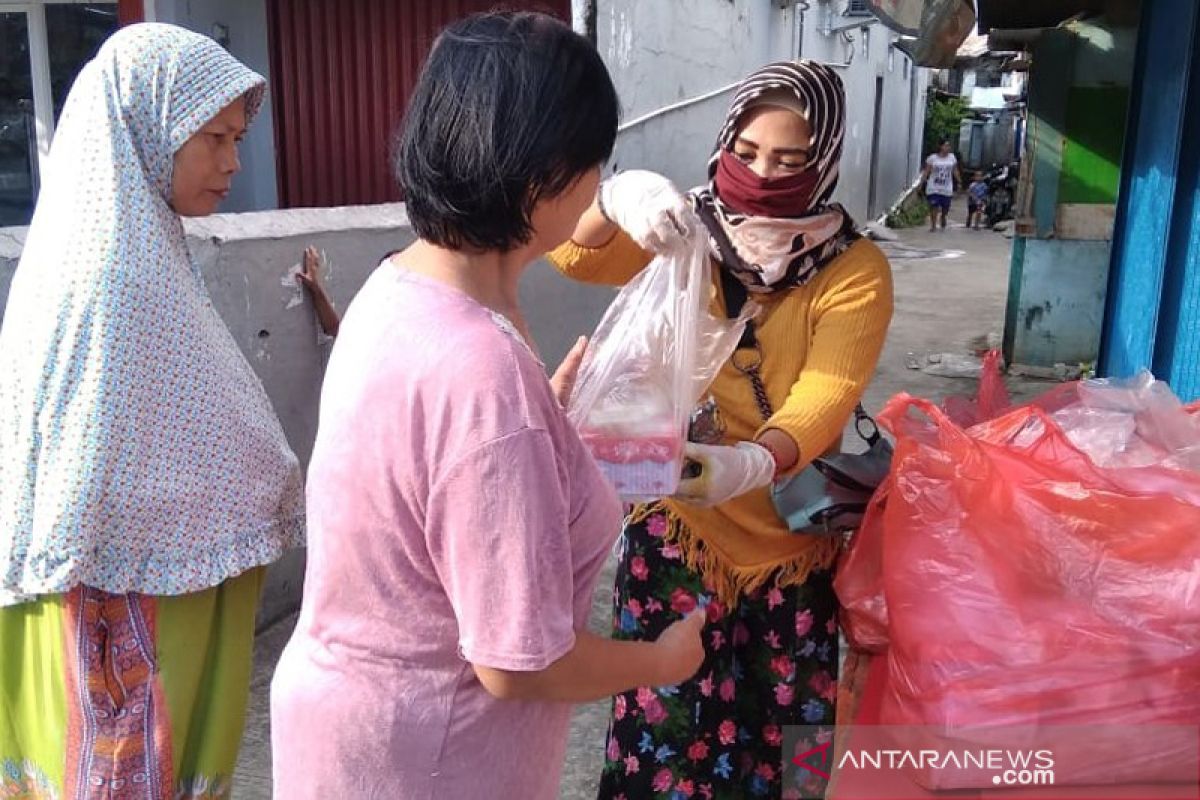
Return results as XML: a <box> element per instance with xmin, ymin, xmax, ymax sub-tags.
<box><xmin>922</xmin><ymin>139</ymin><xmax>963</xmax><ymax>232</ymax></box>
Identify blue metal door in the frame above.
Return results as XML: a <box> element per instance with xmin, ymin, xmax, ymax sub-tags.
<box><xmin>1100</xmin><ymin>0</ymin><xmax>1200</xmax><ymax>402</ymax></box>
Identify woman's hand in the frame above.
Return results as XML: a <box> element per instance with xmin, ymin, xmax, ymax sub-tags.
<box><xmin>599</xmin><ymin>170</ymin><xmax>699</xmax><ymax>253</ymax></box>
<box><xmin>651</xmin><ymin>610</ymin><xmax>707</xmax><ymax>686</ymax></box>
<box><xmin>675</xmin><ymin>441</ymin><xmax>776</xmax><ymax>507</ymax></box>
<box><xmin>549</xmin><ymin>336</ymin><xmax>588</xmax><ymax>407</ymax></box>
<box><xmin>472</xmin><ymin>615</ymin><xmax>706</xmax><ymax>703</ymax></box>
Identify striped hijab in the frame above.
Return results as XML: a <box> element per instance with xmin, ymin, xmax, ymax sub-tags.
<box><xmin>692</xmin><ymin>60</ymin><xmax>858</xmax><ymax>293</ymax></box>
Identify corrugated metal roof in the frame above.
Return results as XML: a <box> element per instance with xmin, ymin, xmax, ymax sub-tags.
<box><xmin>267</xmin><ymin>1</ymin><xmax>571</xmax><ymax>209</ymax></box>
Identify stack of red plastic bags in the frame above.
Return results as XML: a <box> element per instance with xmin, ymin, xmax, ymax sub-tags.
<box><xmin>835</xmin><ymin>353</ymin><xmax>1200</xmax><ymax>789</ymax></box>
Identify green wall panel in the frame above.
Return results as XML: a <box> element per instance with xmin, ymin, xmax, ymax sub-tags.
<box><xmin>1059</xmin><ymin>86</ymin><xmax>1131</xmax><ymax>204</ymax></box>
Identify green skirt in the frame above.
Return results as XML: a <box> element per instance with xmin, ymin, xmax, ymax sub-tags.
<box><xmin>0</xmin><ymin>568</ymin><xmax>263</xmax><ymax>800</ymax></box>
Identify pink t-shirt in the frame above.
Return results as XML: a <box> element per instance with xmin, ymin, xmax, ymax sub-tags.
<box><xmin>270</xmin><ymin>263</ymin><xmax>622</xmax><ymax>799</ymax></box>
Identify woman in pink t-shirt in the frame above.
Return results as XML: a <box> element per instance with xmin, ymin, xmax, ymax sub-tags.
<box><xmin>269</xmin><ymin>12</ymin><xmax>705</xmax><ymax>799</ymax></box>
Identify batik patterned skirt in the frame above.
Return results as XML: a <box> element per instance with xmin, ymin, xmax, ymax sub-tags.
<box><xmin>0</xmin><ymin>568</ymin><xmax>263</xmax><ymax>800</ymax></box>
<box><xmin>598</xmin><ymin>507</ymin><xmax>839</xmax><ymax>800</ymax></box>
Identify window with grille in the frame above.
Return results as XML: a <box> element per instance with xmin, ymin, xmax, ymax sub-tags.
<box><xmin>975</xmin><ymin>69</ymin><xmax>1003</xmax><ymax>88</ymax></box>
<box><xmin>845</xmin><ymin>0</ymin><xmax>875</xmax><ymax>16</ymax></box>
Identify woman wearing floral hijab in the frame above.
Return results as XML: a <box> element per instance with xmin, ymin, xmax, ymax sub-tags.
<box><xmin>550</xmin><ymin>61</ymin><xmax>894</xmax><ymax>798</ymax></box>
<box><xmin>0</xmin><ymin>24</ymin><xmax>302</xmax><ymax>799</ymax></box>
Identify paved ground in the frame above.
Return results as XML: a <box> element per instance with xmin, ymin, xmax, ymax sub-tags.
<box><xmin>232</xmin><ymin>220</ymin><xmax>1050</xmax><ymax>798</ymax></box>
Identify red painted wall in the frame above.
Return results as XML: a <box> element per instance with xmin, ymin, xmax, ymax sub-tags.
<box><xmin>117</xmin><ymin>0</ymin><xmax>145</xmax><ymax>25</ymax></box>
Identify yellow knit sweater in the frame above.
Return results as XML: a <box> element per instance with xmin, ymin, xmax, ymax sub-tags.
<box><xmin>548</xmin><ymin>230</ymin><xmax>894</xmax><ymax>603</ymax></box>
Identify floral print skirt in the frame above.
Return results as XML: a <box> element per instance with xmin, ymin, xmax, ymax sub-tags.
<box><xmin>598</xmin><ymin>509</ymin><xmax>839</xmax><ymax>800</ymax></box>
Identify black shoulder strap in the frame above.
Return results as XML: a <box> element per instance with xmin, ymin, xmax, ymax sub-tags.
<box><xmin>695</xmin><ymin>201</ymin><xmax>757</xmax><ymax>349</ymax></box>
<box><xmin>695</xmin><ymin>198</ymin><xmax>872</xmax><ymax>433</ymax></box>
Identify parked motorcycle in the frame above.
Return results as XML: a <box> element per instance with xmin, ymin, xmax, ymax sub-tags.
<box><xmin>984</xmin><ymin>160</ymin><xmax>1019</xmax><ymax>227</ymax></box>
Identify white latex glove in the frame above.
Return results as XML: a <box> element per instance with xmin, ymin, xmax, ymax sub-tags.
<box><xmin>599</xmin><ymin>170</ymin><xmax>699</xmax><ymax>253</ymax></box>
<box><xmin>675</xmin><ymin>441</ymin><xmax>775</xmax><ymax>507</ymax></box>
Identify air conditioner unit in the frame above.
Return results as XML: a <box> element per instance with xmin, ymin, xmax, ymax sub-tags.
<box><xmin>845</xmin><ymin>0</ymin><xmax>875</xmax><ymax>16</ymax></box>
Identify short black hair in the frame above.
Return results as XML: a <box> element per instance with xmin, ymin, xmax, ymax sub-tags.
<box><xmin>395</xmin><ymin>11</ymin><xmax>619</xmax><ymax>252</ymax></box>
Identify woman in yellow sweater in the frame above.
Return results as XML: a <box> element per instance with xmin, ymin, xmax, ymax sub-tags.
<box><xmin>548</xmin><ymin>61</ymin><xmax>893</xmax><ymax>798</ymax></box>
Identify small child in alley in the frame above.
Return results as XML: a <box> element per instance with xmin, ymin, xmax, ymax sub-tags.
<box><xmin>968</xmin><ymin>171</ymin><xmax>989</xmax><ymax>230</ymax></box>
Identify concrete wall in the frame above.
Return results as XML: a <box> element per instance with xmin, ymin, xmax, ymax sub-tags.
<box><xmin>153</xmin><ymin>0</ymin><xmax>279</xmax><ymax>212</ymax></box>
<box><xmin>598</xmin><ymin>0</ymin><xmax>928</xmax><ymax>221</ymax></box>
<box><xmin>1005</xmin><ymin>238</ymin><xmax>1110</xmax><ymax>367</ymax></box>
<box><xmin>797</xmin><ymin>6</ymin><xmax>929</xmax><ymax>220</ymax></box>
<box><xmin>0</xmin><ymin>207</ymin><xmax>616</xmax><ymax>625</ymax></box>
<box><xmin>0</xmin><ymin>229</ymin><xmax>18</xmax><ymax>311</ymax></box>
<box><xmin>598</xmin><ymin>0</ymin><xmax>776</xmax><ymax>191</ymax></box>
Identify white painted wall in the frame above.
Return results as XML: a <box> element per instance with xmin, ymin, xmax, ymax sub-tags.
<box><xmin>598</xmin><ymin>0</ymin><xmax>778</xmax><ymax>191</ymax></box>
<box><xmin>963</xmin><ymin>68</ymin><xmax>978</xmax><ymax>95</ymax></box>
<box><xmin>153</xmin><ymin>0</ymin><xmax>278</xmax><ymax>212</ymax></box>
<box><xmin>597</xmin><ymin>0</ymin><xmax>928</xmax><ymax>222</ymax></box>
<box><xmin>799</xmin><ymin>9</ymin><xmax>929</xmax><ymax>219</ymax></box>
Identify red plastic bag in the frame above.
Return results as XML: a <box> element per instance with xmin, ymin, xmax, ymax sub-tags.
<box><xmin>837</xmin><ymin>351</ymin><xmax>1009</xmax><ymax>652</ymax></box>
<box><xmin>836</xmin><ymin>362</ymin><xmax>1200</xmax><ymax>654</ymax></box>
<box><xmin>875</xmin><ymin>393</ymin><xmax>1200</xmax><ymax>787</ymax></box>
<box><xmin>834</xmin><ymin>483</ymin><xmax>891</xmax><ymax>653</ymax></box>
<box><xmin>940</xmin><ymin>349</ymin><xmax>1010</xmax><ymax>428</ymax></box>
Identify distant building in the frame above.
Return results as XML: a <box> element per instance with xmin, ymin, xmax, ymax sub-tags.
<box><xmin>934</xmin><ymin>32</ymin><xmax>1028</xmax><ymax>169</ymax></box>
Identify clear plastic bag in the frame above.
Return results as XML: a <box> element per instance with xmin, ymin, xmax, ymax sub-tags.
<box><xmin>568</xmin><ymin>235</ymin><xmax>750</xmax><ymax>501</ymax></box>
<box><xmin>1049</xmin><ymin>371</ymin><xmax>1200</xmax><ymax>470</ymax></box>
